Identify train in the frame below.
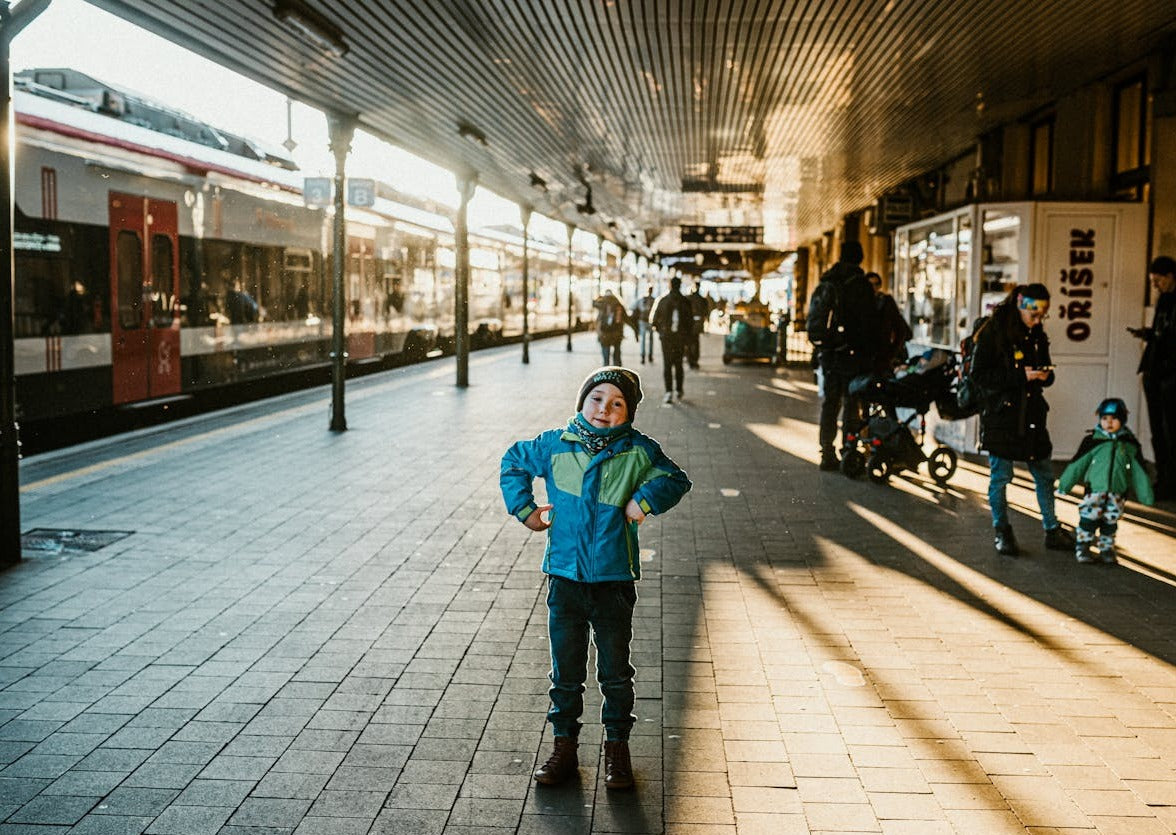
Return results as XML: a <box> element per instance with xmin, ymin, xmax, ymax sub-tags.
<box><xmin>11</xmin><ymin>68</ymin><xmax>629</xmax><ymax>448</ymax></box>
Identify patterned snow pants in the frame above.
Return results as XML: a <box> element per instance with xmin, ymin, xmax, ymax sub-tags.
<box><xmin>1076</xmin><ymin>491</ymin><xmax>1125</xmax><ymax>551</ymax></box>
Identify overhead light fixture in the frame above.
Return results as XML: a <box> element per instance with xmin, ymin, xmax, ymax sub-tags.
<box><xmin>458</xmin><ymin>122</ymin><xmax>488</xmax><ymax>146</ymax></box>
<box><xmin>576</xmin><ymin>184</ymin><xmax>596</xmax><ymax>216</ymax></box>
<box><xmin>274</xmin><ymin>0</ymin><xmax>348</xmax><ymax>58</ymax></box>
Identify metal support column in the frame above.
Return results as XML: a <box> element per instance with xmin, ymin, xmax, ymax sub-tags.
<box><xmin>565</xmin><ymin>223</ymin><xmax>574</xmax><ymax>352</ymax></box>
<box><xmin>520</xmin><ymin>206</ymin><xmax>531</xmax><ymax>364</ymax></box>
<box><xmin>596</xmin><ymin>236</ymin><xmax>603</xmax><ymax>295</ymax></box>
<box><xmin>454</xmin><ymin>172</ymin><xmax>476</xmax><ymax>387</ymax></box>
<box><xmin>327</xmin><ymin>113</ymin><xmax>356</xmax><ymax>432</ymax></box>
<box><xmin>618</xmin><ymin>246</ymin><xmax>626</xmax><ymax>299</ymax></box>
<box><xmin>0</xmin><ymin>0</ymin><xmax>51</xmax><ymax>566</ymax></box>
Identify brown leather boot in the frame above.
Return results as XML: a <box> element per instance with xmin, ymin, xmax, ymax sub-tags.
<box><xmin>533</xmin><ymin>736</ymin><xmax>578</xmax><ymax>785</ymax></box>
<box><xmin>603</xmin><ymin>740</ymin><xmax>634</xmax><ymax>790</ymax></box>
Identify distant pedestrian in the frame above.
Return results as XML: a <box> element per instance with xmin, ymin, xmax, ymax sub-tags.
<box><xmin>631</xmin><ymin>286</ymin><xmax>656</xmax><ymax>364</ymax></box>
<box><xmin>970</xmin><ymin>283</ymin><xmax>1075</xmax><ymax>556</ymax></box>
<box><xmin>225</xmin><ymin>279</ymin><xmax>259</xmax><ymax>324</ymax></box>
<box><xmin>500</xmin><ymin>367</ymin><xmax>691</xmax><ymax>790</ymax></box>
<box><xmin>1127</xmin><ymin>255</ymin><xmax>1176</xmax><ymax>500</ymax></box>
<box><xmin>865</xmin><ymin>272</ymin><xmax>912</xmax><ymax>374</ymax></box>
<box><xmin>592</xmin><ymin>290</ymin><xmax>632</xmax><ymax>366</ymax></box>
<box><xmin>686</xmin><ymin>282</ymin><xmax>709</xmax><ymax>368</ymax></box>
<box><xmin>61</xmin><ymin>280</ymin><xmax>91</xmax><ymax>334</ymax></box>
<box><xmin>650</xmin><ymin>277</ymin><xmax>695</xmax><ymax>403</ymax></box>
<box><xmin>1058</xmin><ymin>398</ymin><xmax>1154</xmax><ymax>564</ymax></box>
<box><xmin>810</xmin><ymin>241</ymin><xmax>877</xmax><ymax>470</ymax></box>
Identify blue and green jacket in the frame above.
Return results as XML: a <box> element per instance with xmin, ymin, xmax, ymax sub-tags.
<box><xmin>1058</xmin><ymin>426</ymin><xmax>1154</xmax><ymax>505</ymax></box>
<box><xmin>500</xmin><ymin>417</ymin><xmax>692</xmax><ymax>582</ymax></box>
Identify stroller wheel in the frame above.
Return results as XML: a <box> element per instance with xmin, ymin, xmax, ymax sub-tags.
<box><xmin>867</xmin><ymin>455</ymin><xmax>891</xmax><ymax>483</ymax></box>
<box><xmin>840</xmin><ymin>448</ymin><xmax>866</xmax><ymax>479</ymax></box>
<box><xmin>927</xmin><ymin>446</ymin><xmax>958</xmax><ymax>484</ymax></box>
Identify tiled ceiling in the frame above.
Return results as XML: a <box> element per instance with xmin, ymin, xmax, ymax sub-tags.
<box><xmin>89</xmin><ymin>0</ymin><xmax>1176</xmax><ymax>254</ymax></box>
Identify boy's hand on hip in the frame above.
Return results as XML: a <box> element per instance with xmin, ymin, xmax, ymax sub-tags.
<box><xmin>524</xmin><ymin>505</ymin><xmax>553</xmax><ymax>531</ymax></box>
<box><xmin>625</xmin><ymin>499</ymin><xmax>646</xmax><ymax>524</ymax></box>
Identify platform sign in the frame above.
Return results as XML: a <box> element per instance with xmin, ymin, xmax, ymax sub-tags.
<box><xmin>347</xmin><ymin>178</ymin><xmax>376</xmax><ymax>208</ymax></box>
<box><xmin>680</xmin><ymin>225</ymin><xmax>763</xmax><ymax>244</ymax></box>
<box><xmin>303</xmin><ymin>177</ymin><xmax>331</xmax><ymax>208</ymax></box>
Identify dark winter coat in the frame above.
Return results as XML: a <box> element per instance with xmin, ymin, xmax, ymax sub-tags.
<box><xmin>594</xmin><ymin>294</ymin><xmax>631</xmax><ymax>346</ymax></box>
<box><xmin>1139</xmin><ymin>290</ymin><xmax>1176</xmax><ymax>383</ymax></box>
<box><xmin>971</xmin><ymin>305</ymin><xmax>1055</xmax><ymax>461</ymax></box>
<box><xmin>873</xmin><ymin>292</ymin><xmax>913</xmax><ymax>374</ymax></box>
<box><xmin>650</xmin><ymin>289</ymin><xmax>695</xmax><ymax>345</ymax></box>
<box><xmin>814</xmin><ymin>262</ymin><xmax>877</xmax><ymax>375</ymax></box>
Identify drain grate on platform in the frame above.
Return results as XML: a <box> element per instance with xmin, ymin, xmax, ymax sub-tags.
<box><xmin>22</xmin><ymin>528</ymin><xmax>133</xmax><ymax>555</ymax></box>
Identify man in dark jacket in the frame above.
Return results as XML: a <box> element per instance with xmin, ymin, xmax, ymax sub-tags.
<box><xmin>686</xmin><ymin>283</ymin><xmax>709</xmax><ymax>368</ymax></box>
<box><xmin>650</xmin><ymin>277</ymin><xmax>695</xmax><ymax>403</ymax></box>
<box><xmin>814</xmin><ymin>241</ymin><xmax>877</xmax><ymax>470</ymax></box>
<box><xmin>1129</xmin><ymin>255</ymin><xmax>1176</xmax><ymax>500</ymax></box>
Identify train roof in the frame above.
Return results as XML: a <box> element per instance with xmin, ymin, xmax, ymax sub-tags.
<box><xmin>12</xmin><ymin>68</ymin><xmax>469</xmax><ymax>234</ymax></box>
<box><xmin>15</xmin><ymin>68</ymin><xmax>298</xmax><ymax>172</ymax></box>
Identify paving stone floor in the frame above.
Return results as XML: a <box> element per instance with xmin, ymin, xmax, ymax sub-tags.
<box><xmin>6</xmin><ymin>332</ymin><xmax>1176</xmax><ymax>834</ymax></box>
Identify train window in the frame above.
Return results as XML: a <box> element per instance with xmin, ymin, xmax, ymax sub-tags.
<box><xmin>151</xmin><ymin>234</ymin><xmax>175</xmax><ymax>327</ymax></box>
<box><xmin>116</xmin><ymin>230</ymin><xmax>143</xmax><ymax>330</ymax></box>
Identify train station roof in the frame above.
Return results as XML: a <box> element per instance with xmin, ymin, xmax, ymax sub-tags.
<box><xmin>87</xmin><ymin>1</ymin><xmax>1176</xmax><ymax>255</ymax></box>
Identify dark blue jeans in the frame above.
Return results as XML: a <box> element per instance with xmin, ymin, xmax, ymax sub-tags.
<box><xmin>546</xmin><ymin>576</ymin><xmax>637</xmax><ymax>742</ymax></box>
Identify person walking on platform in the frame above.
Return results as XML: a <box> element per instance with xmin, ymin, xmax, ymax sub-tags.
<box><xmin>866</xmin><ymin>271</ymin><xmax>912</xmax><ymax>374</ymax></box>
<box><xmin>970</xmin><ymin>283</ymin><xmax>1075</xmax><ymax>557</ymax></box>
<box><xmin>1058</xmin><ymin>398</ymin><xmax>1154</xmax><ymax>564</ymax></box>
<box><xmin>500</xmin><ymin>367</ymin><xmax>692</xmax><ymax>790</ymax></box>
<box><xmin>686</xmin><ymin>282</ymin><xmax>709</xmax><ymax>368</ymax></box>
<box><xmin>1128</xmin><ymin>255</ymin><xmax>1176</xmax><ymax>500</ymax></box>
<box><xmin>631</xmin><ymin>286</ymin><xmax>656</xmax><ymax>364</ymax></box>
<box><xmin>592</xmin><ymin>290</ymin><xmax>632</xmax><ymax>366</ymax></box>
<box><xmin>650</xmin><ymin>277</ymin><xmax>696</xmax><ymax>403</ymax></box>
<box><xmin>810</xmin><ymin>241</ymin><xmax>877</xmax><ymax>470</ymax></box>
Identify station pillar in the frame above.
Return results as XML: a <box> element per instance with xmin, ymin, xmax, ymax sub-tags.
<box><xmin>0</xmin><ymin>0</ymin><xmax>50</xmax><ymax>566</ymax></box>
<box><xmin>0</xmin><ymin>3</ymin><xmax>18</xmax><ymax>565</ymax></box>
<box><xmin>327</xmin><ymin>113</ymin><xmax>356</xmax><ymax>433</ymax></box>
<box><xmin>565</xmin><ymin>224</ymin><xmax>574</xmax><ymax>351</ymax></box>
<box><xmin>454</xmin><ymin>172</ymin><xmax>476</xmax><ymax>388</ymax></box>
<box><xmin>520</xmin><ymin>206</ymin><xmax>531</xmax><ymax>364</ymax></box>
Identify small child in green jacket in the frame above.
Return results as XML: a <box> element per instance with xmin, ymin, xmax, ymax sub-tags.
<box><xmin>1058</xmin><ymin>398</ymin><xmax>1154</xmax><ymax>564</ymax></box>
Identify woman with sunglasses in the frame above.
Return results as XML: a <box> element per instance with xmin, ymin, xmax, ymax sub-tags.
<box><xmin>970</xmin><ymin>283</ymin><xmax>1076</xmax><ymax>557</ymax></box>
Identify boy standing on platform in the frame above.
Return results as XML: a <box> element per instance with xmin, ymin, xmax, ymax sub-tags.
<box><xmin>1058</xmin><ymin>397</ymin><xmax>1154</xmax><ymax>564</ymax></box>
<box><xmin>500</xmin><ymin>367</ymin><xmax>691</xmax><ymax>789</ymax></box>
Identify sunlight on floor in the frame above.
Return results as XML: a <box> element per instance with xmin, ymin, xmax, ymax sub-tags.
<box><xmin>746</xmin><ymin>419</ymin><xmax>820</xmax><ymax>465</ymax></box>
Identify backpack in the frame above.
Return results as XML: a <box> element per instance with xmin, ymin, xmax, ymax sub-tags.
<box><xmin>807</xmin><ymin>277</ymin><xmax>846</xmax><ymax>348</ymax></box>
<box><xmin>809</xmin><ymin>275</ymin><xmax>865</xmax><ymax>350</ymax></box>
<box><xmin>955</xmin><ymin>315</ymin><xmax>991</xmax><ymax>416</ymax></box>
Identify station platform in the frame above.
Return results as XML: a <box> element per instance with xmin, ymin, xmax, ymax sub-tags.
<box><xmin>7</xmin><ymin>332</ymin><xmax>1176</xmax><ymax>835</ymax></box>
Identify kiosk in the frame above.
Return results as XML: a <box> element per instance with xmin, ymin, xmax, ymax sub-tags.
<box><xmin>893</xmin><ymin>201</ymin><xmax>1148</xmax><ymax>459</ymax></box>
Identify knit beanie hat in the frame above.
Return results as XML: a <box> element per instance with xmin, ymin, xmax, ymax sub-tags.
<box><xmin>576</xmin><ymin>366</ymin><xmax>643</xmax><ymax>419</ymax></box>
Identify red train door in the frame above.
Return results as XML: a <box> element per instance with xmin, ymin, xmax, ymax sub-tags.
<box><xmin>109</xmin><ymin>193</ymin><xmax>181</xmax><ymax>404</ymax></box>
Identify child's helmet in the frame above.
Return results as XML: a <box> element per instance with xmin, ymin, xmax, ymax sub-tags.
<box><xmin>1095</xmin><ymin>397</ymin><xmax>1129</xmax><ymax>422</ymax></box>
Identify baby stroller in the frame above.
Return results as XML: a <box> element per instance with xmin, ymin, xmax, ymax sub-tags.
<box><xmin>840</xmin><ymin>349</ymin><xmax>962</xmax><ymax>485</ymax></box>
